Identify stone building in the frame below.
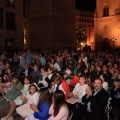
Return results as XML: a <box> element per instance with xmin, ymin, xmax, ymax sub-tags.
<box><xmin>94</xmin><ymin>0</ymin><xmax>120</xmax><ymax>50</ymax></box>
<box><xmin>0</xmin><ymin>0</ymin><xmax>24</xmax><ymax>51</ymax></box>
<box><xmin>75</xmin><ymin>10</ymin><xmax>95</xmax><ymax>50</ymax></box>
<box><xmin>24</xmin><ymin>0</ymin><xmax>76</xmax><ymax>50</ymax></box>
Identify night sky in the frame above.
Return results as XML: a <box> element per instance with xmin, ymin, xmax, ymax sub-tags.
<box><xmin>76</xmin><ymin>0</ymin><xmax>96</xmax><ymax>12</ymax></box>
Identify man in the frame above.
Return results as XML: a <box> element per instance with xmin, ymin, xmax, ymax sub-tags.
<box><xmin>82</xmin><ymin>78</ymin><xmax>109</xmax><ymax>120</ymax></box>
<box><xmin>111</xmin><ymin>79</ymin><xmax>120</xmax><ymax>120</ymax></box>
<box><xmin>23</xmin><ymin>64</ymin><xmax>33</xmax><ymax>77</ymax></box>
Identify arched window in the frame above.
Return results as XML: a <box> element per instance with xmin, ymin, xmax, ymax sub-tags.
<box><xmin>103</xmin><ymin>6</ymin><xmax>109</xmax><ymax>16</ymax></box>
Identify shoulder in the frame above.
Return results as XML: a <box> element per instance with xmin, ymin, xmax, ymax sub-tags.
<box><xmin>101</xmin><ymin>88</ymin><xmax>109</xmax><ymax>96</ymax></box>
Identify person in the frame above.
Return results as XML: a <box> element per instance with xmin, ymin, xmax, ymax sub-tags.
<box><xmin>38</xmin><ymin>66</ymin><xmax>49</xmax><ymax>88</ymax></box>
<box><xmin>25</xmin><ymin>88</ymin><xmax>52</xmax><ymax>120</ymax></box>
<box><xmin>111</xmin><ymin>79</ymin><xmax>120</xmax><ymax>114</ymax></box>
<box><xmin>0</xmin><ymin>73</ymin><xmax>13</xmax><ymax>101</ymax></box>
<box><xmin>48</xmin><ymin>90</ymin><xmax>69</xmax><ymax>120</ymax></box>
<box><xmin>67</xmin><ymin>75</ymin><xmax>88</xmax><ymax>110</ymax></box>
<box><xmin>16</xmin><ymin>84</ymin><xmax>39</xmax><ymax>118</ymax></box>
<box><xmin>50</xmin><ymin>57</ymin><xmax>61</xmax><ymax>72</ymax></box>
<box><xmin>82</xmin><ymin>78</ymin><xmax>110</xmax><ymax>120</ymax></box>
<box><xmin>32</xmin><ymin>65</ymin><xmax>42</xmax><ymax>82</ymax></box>
<box><xmin>5</xmin><ymin>74</ymin><xmax>23</xmax><ymax>101</ymax></box>
<box><xmin>78</xmin><ymin>52</ymin><xmax>88</xmax><ymax>69</ymax></box>
<box><xmin>22</xmin><ymin>64</ymin><xmax>33</xmax><ymax>77</ymax></box>
<box><xmin>69</xmin><ymin>69</ymin><xmax>84</xmax><ymax>87</ymax></box>
<box><xmin>25</xmin><ymin>49</ymin><xmax>33</xmax><ymax>65</ymax></box>
<box><xmin>52</xmin><ymin>74</ymin><xmax>70</xmax><ymax>100</ymax></box>
<box><xmin>99</xmin><ymin>74</ymin><xmax>108</xmax><ymax>91</ymax></box>
<box><xmin>1</xmin><ymin>76</ymin><xmax>31</xmax><ymax>120</ymax></box>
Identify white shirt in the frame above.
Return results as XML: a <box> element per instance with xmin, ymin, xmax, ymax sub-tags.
<box><xmin>71</xmin><ymin>83</ymin><xmax>88</xmax><ymax>103</ymax></box>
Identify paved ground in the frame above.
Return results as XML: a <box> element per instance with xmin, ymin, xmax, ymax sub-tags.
<box><xmin>0</xmin><ymin>96</ymin><xmax>21</xmax><ymax>120</ymax></box>
<box><xmin>0</xmin><ymin>96</ymin><xmax>119</xmax><ymax>120</ymax></box>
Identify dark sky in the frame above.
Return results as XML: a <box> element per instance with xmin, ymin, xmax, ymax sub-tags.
<box><xmin>76</xmin><ymin>0</ymin><xmax>96</xmax><ymax>12</ymax></box>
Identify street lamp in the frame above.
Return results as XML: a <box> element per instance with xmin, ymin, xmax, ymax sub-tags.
<box><xmin>111</xmin><ymin>38</ymin><xmax>117</xmax><ymax>50</ymax></box>
<box><xmin>75</xmin><ymin>27</ymin><xmax>86</xmax><ymax>51</ymax></box>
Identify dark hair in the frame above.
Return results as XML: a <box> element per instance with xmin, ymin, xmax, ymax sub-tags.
<box><xmin>29</xmin><ymin>84</ymin><xmax>38</xmax><ymax>94</ymax></box>
<box><xmin>94</xmin><ymin>78</ymin><xmax>103</xmax><ymax>84</ymax></box>
<box><xmin>25</xmin><ymin>76</ymin><xmax>31</xmax><ymax>83</ymax></box>
<box><xmin>32</xmin><ymin>76</ymin><xmax>39</xmax><ymax>84</ymax></box>
<box><xmin>12</xmin><ymin>74</ymin><xmax>19</xmax><ymax>85</ymax></box>
<box><xmin>39</xmin><ymin>88</ymin><xmax>51</xmax><ymax>105</ymax></box>
<box><xmin>52</xmin><ymin>74</ymin><xmax>63</xmax><ymax>84</ymax></box>
<box><xmin>53</xmin><ymin>90</ymin><xmax>66</xmax><ymax>117</ymax></box>
<box><xmin>19</xmin><ymin>73</ymin><xmax>25</xmax><ymax>85</ymax></box>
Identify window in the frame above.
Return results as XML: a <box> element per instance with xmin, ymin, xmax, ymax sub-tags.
<box><xmin>6</xmin><ymin>12</ymin><xmax>15</xmax><ymax>29</ymax></box>
<box><xmin>103</xmin><ymin>6</ymin><xmax>109</xmax><ymax>16</ymax></box>
<box><xmin>5</xmin><ymin>0</ymin><xmax>15</xmax><ymax>7</ymax></box>
<box><xmin>0</xmin><ymin>8</ymin><xmax>4</xmax><ymax>29</ymax></box>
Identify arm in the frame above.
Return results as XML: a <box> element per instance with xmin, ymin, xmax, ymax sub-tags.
<box><xmin>34</xmin><ymin>103</ymin><xmax>50</xmax><ymax>118</ymax></box>
<box><xmin>33</xmin><ymin>92</ymin><xmax>39</xmax><ymax>105</ymax></box>
<box><xmin>49</xmin><ymin>105</ymin><xmax>68</xmax><ymax>120</ymax></box>
<box><xmin>49</xmin><ymin>104</ymin><xmax>54</xmax><ymax>115</ymax></box>
<box><xmin>62</xmin><ymin>80</ymin><xmax>70</xmax><ymax>100</ymax></box>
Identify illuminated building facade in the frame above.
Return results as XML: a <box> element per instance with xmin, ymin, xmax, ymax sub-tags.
<box><xmin>75</xmin><ymin>10</ymin><xmax>95</xmax><ymax>50</ymax></box>
<box><xmin>94</xmin><ymin>0</ymin><xmax>120</xmax><ymax>50</ymax></box>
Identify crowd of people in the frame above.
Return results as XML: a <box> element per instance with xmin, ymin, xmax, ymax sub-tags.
<box><xmin>0</xmin><ymin>48</ymin><xmax>120</xmax><ymax>120</ymax></box>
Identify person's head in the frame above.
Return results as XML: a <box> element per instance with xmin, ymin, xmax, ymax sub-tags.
<box><xmin>29</xmin><ymin>84</ymin><xmax>38</xmax><ymax>95</ymax></box>
<box><xmin>53</xmin><ymin>90</ymin><xmax>66</xmax><ymax>117</ymax></box>
<box><xmin>114</xmin><ymin>63</ymin><xmax>119</xmax><ymax>69</ymax></box>
<box><xmin>24</xmin><ymin>64</ymin><xmax>29</xmax><ymax>69</ymax></box>
<box><xmin>3</xmin><ymin>73</ymin><xmax>9</xmax><ymax>80</ymax></box>
<box><xmin>80</xmin><ymin>52</ymin><xmax>85</xmax><ymax>58</ymax></box>
<box><xmin>77</xmin><ymin>63</ymin><xmax>81</xmax><ymax>69</ymax></box>
<box><xmin>102</xmin><ymin>64</ymin><xmax>108</xmax><ymax>72</ymax></box>
<box><xmin>77</xmin><ymin>69</ymin><xmax>84</xmax><ymax>77</ymax></box>
<box><xmin>79</xmin><ymin>75</ymin><xmax>86</xmax><ymax>85</ymax></box>
<box><xmin>90</xmin><ymin>64</ymin><xmax>95</xmax><ymax>71</ymax></box>
<box><xmin>24</xmin><ymin>76</ymin><xmax>31</xmax><ymax>85</ymax></box>
<box><xmin>7</xmin><ymin>67</ymin><xmax>12</xmax><ymax>74</ymax></box>
<box><xmin>41</xmin><ymin>66</ymin><xmax>48</xmax><ymax>76</ymax></box>
<box><xmin>94</xmin><ymin>78</ymin><xmax>103</xmax><ymax>90</ymax></box>
<box><xmin>53</xmin><ymin>74</ymin><xmax>63</xmax><ymax>84</ymax></box>
<box><xmin>5</xmin><ymin>62</ymin><xmax>10</xmax><ymax>69</ymax></box>
<box><xmin>33</xmin><ymin>65</ymin><xmax>39</xmax><ymax>71</ymax></box>
<box><xmin>12</xmin><ymin>74</ymin><xmax>19</xmax><ymax>84</ymax></box>
<box><xmin>47</xmin><ymin>67</ymin><xmax>55</xmax><ymax>75</ymax></box>
<box><xmin>114</xmin><ymin>69</ymin><xmax>119</xmax><ymax>75</ymax></box>
<box><xmin>39</xmin><ymin>88</ymin><xmax>51</xmax><ymax>104</ymax></box>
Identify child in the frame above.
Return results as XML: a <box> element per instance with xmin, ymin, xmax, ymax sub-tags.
<box><xmin>1</xmin><ymin>76</ymin><xmax>31</xmax><ymax>120</ymax></box>
<box><xmin>5</xmin><ymin>74</ymin><xmax>23</xmax><ymax>101</ymax></box>
<box><xmin>16</xmin><ymin>84</ymin><xmax>39</xmax><ymax>118</ymax></box>
<box><xmin>38</xmin><ymin>66</ymin><xmax>49</xmax><ymax>88</ymax></box>
<box><xmin>63</xmin><ymin>66</ymin><xmax>72</xmax><ymax>79</ymax></box>
<box><xmin>25</xmin><ymin>88</ymin><xmax>52</xmax><ymax>120</ymax></box>
<box><xmin>0</xmin><ymin>73</ymin><xmax>13</xmax><ymax>101</ymax></box>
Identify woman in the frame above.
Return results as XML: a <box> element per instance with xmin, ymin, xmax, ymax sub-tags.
<box><xmin>48</xmin><ymin>90</ymin><xmax>69</xmax><ymax>120</ymax></box>
<box><xmin>25</xmin><ymin>88</ymin><xmax>52</xmax><ymax>120</ymax></box>
<box><xmin>67</xmin><ymin>75</ymin><xmax>88</xmax><ymax>110</ymax></box>
<box><xmin>52</xmin><ymin>74</ymin><xmax>70</xmax><ymax>100</ymax></box>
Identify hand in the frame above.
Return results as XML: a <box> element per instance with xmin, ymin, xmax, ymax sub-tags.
<box><xmin>30</xmin><ymin>103</ymin><xmax>38</xmax><ymax>112</ymax></box>
<box><xmin>68</xmin><ymin>92</ymin><xmax>73</xmax><ymax>97</ymax></box>
<box><xmin>86</xmin><ymin>86</ymin><xmax>92</xmax><ymax>96</ymax></box>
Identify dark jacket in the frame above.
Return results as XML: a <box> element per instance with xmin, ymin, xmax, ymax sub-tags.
<box><xmin>82</xmin><ymin>88</ymin><xmax>109</xmax><ymax>120</ymax></box>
